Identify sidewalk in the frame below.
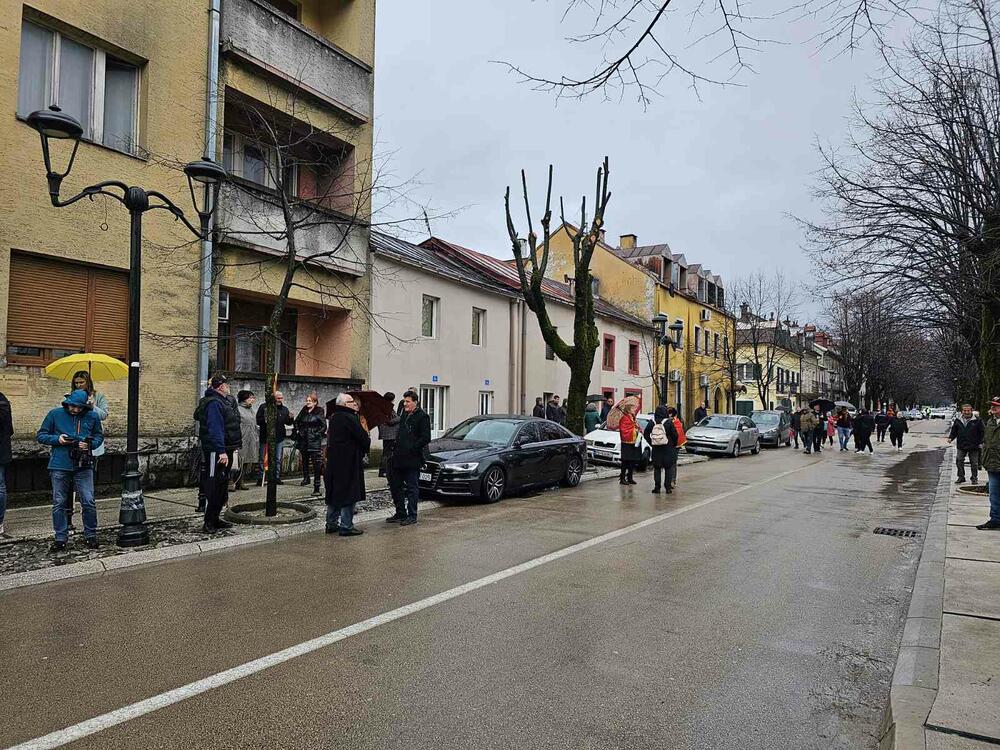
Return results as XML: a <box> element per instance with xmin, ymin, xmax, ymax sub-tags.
<box><xmin>881</xmin><ymin>443</ymin><xmax>1000</xmax><ymax>749</ymax></box>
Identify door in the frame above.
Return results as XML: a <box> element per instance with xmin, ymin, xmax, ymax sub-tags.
<box><xmin>740</xmin><ymin>418</ymin><xmax>758</xmax><ymax>448</ymax></box>
<box><xmin>420</xmin><ymin>385</ymin><xmax>449</xmax><ymax>438</ymax></box>
<box><xmin>536</xmin><ymin>421</ymin><xmax>570</xmax><ymax>482</ymax></box>
<box><xmin>508</xmin><ymin>422</ymin><xmax>547</xmax><ymax>488</ymax></box>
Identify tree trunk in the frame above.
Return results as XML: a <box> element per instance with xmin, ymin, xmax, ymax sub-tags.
<box><xmin>564</xmin><ymin>354</ymin><xmax>593</xmax><ymax>435</ymax></box>
<box><xmin>263</xmin><ymin>321</ymin><xmax>281</xmax><ymax>517</ymax></box>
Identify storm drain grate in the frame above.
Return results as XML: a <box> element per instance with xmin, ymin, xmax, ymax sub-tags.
<box><xmin>873</xmin><ymin>526</ymin><xmax>920</xmax><ymax>538</ymax></box>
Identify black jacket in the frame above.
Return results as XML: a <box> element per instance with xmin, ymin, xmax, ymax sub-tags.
<box><xmin>0</xmin><ymin>393</ymin><xmax>12</xmax><ymax>465</ymax></box>
<box><xmin>294</xmin><ymin>406</ymin><xmax>326</xmax><ymax>452</ymax></box>
<box><xmin>949</xmin><ymin>417</ymin><xmax>985</xmax><ymax>451</ymax></box>
<box><xmin>256</xmin><ymin>403</ymin><xmax>293</xmax><ymax>442</ymax></box>
<box><xmin>854</xmin><ymin>414</ymin><xmax>875</xmax><ymax>437</ymax></box>
<box><xmin>889</xmin><ymin>415</ymin><xmax>909</xmax><ymax>437</ymax></box>
<box><xmin>874</xmin><ymin>413</ymin><xmax>889</xmax><ymax>427</ymax></box>
<box><xmin>324</xmin><ymin>406</ymin><xmax>369</xmax><ymax>509</ymax></box>
<box><xmin>790</xmin><ymin>412</ymin><xmax>801</xmax><ymax>431</ymax></box>
<box><xmin>545</xmin><ymin>402</ymin><xmax>566</xmax><ymax>425</ymax></box>
<box><xmin>394</xmin><ymin>408</ymin><xmax>431</xmax><ymax>470</ymax></box>
<box><xmin>532</xmin><ymin>404</ymin><xmax>546</xmax><ymax>418</ymax></box>
<box><xmin>693</xmin><ymin>407</ymin><xmax>707</xmax><ymax>424</ymax></box>
<box><xmin>195</xmin><ymin>390</ymin><xmax>241</xmax><ymax>452</ymax></box>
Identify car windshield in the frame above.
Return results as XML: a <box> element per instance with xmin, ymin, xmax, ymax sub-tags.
<box><xmin>699</xmin><ymin>416</ymin><xmax>740</xmax><ymax>430</ymax></box>
<box><xmin>752</xmin><ymin>413</ymin><xmax>780</xmax><ymax>427</ymax></box>
<box><xmin>445</xmin><ymin>419</ymin><xmax>520</xmax><ymax>445</ymax></box>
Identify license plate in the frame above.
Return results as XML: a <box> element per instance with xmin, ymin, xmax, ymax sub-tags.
<box><xmin>594</xmin><ymin>451</ymin><xmax>614</xmax><ymax>459</ymax></box>
<box><xmin>419</xmin><ymin>472</ymin><xmax>432</xmax><ymax>482</ymax></box>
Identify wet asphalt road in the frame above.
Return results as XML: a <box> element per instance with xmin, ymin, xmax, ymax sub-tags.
<box><xmin>0</xmin><ymin>422</ymin><xmax>948</xmax><ymax>749</ymax></box>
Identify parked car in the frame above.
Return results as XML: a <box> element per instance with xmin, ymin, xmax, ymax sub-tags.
<box><xmin>929</xmin><ymin>408</ymin><xmax>952</xmax><ymax>420</ymax></box>
<box><xmin>685</xmin><ymin>414</ymin><xmax>761</xmax><ymax>457</ymax></box>
<box><xmin>751</xmin><ymin>410</ymin><xmax>792</xmax><ymax>447</ymax></box>
<box><xmin>584</xmin><ymin>414</ymin><xmax>652</xmax><ymax>470</ymax></box>
<box><xmin>418</xmin><ymin>415</ymin><xmax>586</xmax><ymax>503</ymax></box>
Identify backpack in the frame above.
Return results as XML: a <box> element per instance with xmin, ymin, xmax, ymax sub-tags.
<box><xmin>649</xmin><ymin>419</ymin><xmax>669</xmax><ymax>446</ymax></box>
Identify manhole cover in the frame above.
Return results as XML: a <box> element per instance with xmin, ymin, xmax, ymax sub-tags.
<box><xmin>873</xmin><ymin>526</ymin><xmax>920</xmax><ymax>538</ymax></box>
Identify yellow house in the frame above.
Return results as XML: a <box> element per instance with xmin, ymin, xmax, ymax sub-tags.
<box><xmin>543</xmin><ymin>224</ymin><xmax>735</xmax><ymax>424</ymax></box>
<box><xmin>734</xmin><ymin>317</ymin><xmax>803</xmax><ymax>414</ymax></box>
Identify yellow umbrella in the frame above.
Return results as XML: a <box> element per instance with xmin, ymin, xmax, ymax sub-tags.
<box><xmin>44</xmin><ymin>353</ymin><xmax>129</xmax><ymax>382</ymax></box>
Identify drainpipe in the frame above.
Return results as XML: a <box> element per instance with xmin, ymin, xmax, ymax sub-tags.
<box><xmin>519</xmin><ymin>299</ymin><xmax>527</xmax><ymax>414</ymax></box>
<box><xmin>196</xmin><ymin>0</ymin><xmax>222</xmax><ymax>401</ymax></box>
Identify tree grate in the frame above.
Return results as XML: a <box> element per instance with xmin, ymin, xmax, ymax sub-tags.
<box><xmin>873</xmin><ymin>527</ymin><xmax>920</xmax><ymax>538</ymax></box>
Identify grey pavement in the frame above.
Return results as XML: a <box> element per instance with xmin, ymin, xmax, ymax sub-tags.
<box><xmin>0</xmin><ymin>427</ymin><xmax>947</xmax><ymax>749</ymax></box>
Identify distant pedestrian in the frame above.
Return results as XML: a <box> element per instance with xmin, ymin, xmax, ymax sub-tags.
<box><xmin>889</xmin><ymin>411</ymin><xmax>909</xmax><ymax>450</ymax></box>
<box><xmin>0</xmin><ymin>392</ymin><xmax>12</xmax><ymax>539</ymax></box>
<box><xmin>790</xmin><ymin>409</ymin><xmax>802</xmax><ymax>448</ymax></box>
<box><xmin>618</xmin><ymin>403</ymin><xmax>640</xmax><ymax>486</ymax></box>
<box><xmin>643</xmin><ymin>405</ymin><xmax>678</xmax><ymax>494</ymax></box>
<box><xmin>835</xmin><ymin>407</ymin><xmax>853</xmax><ymax>451</ymax></box>
<box><xmin>600</xmin><ymin>394</ymin><xmax>615</xmax><ymax>422</ymax></box>
<box><xmin>853</xmin><ymin>409</ymin><xmax>875</xmax><ymax>453</ymax></box>
<box><xmin>668</xmin><ymin>408</ymin><xmax>684</xmax><ymax>489</ymax></box>
<box><xmin>256</xmin><ymin>391</ymin><xmax>293</xmax><ymax>485</ymax></box>
<box><xmin>388</xmin><ymin>390</ymin><xmax>431</xmax><ymax>526</ymax></box>
<box><xmin>546</xmin><ymin>395</ymin><xmax>566</xmax><ymax>425</ymax></box>
<box><xmin>799</xmin><ymin>408</ymin><xmax>818</xmax><ymax>454</ymax></box>
<box><xmin>826</xmin><ymin>412</ymin><xmax>836</xmax><ymax>446</ymax></box>
<box><xmin>195</xmin><ymin>375</ymin><xmax>237</xmax><ymax>533</ymax></box>
<box><xmin>324</xmin><ymin>392</ymin><xmax>370</xmax><ymax>536</ymax></box>
<box><xmin>978</xmin><ymin>397</ymin><xmax>1000</xmax><ymax>530</ymax></box>
<box><xmin>875</xmin><ymin>410</ymin><xmax>889</xmax><ymax>443</ymax></box>
<box><xmin>693</xmin><ymin>401</ymin><xmax>708</xmax><ymax>424</ymax></box>
<box><xmin>294</xmin><ymin>393</ymin><xmax>326</xmax><ymax>496</ymax></box>
<box><xmin>234</xmin><ymin>390</ymin><xmax>257</xmax><ymax>491</ymax></box>
<box><xmin>377</xmin><ymin>392</ymin><xmax>400</xmax><ymax>478</ymax></box>
<box><xmin>532</xmin><ymin>397</ymin><xmax>546</xmax><ymax>418</ymax></box>
<box><xmin>584</xmin><ymin>402</ymin><xmax>601</xmax><ymax>433</ymax></box>
<box><xmin>949</xmin><ymin>404</ymin><xmax>984</xmax><ymax>485</ymax></box>
<box><xmin>37</xmin><ymin>390</ymin><xmax>105</xmax><ymax>551</ymax></box>
<box><xmin>64</xmin><ymin>371</ymin><xmax>109</xmax><ymax>530</ymax></box>
<box><xmin>810</xmin><ymin>406</ymin><xmax>826</xmax><ymax>453</ymax></box>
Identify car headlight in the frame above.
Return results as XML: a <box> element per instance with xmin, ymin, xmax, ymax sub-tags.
<box><xmin>443</xmin><ymin>462</ymin><xmax>480</xmax><ymax>472</ymax></box>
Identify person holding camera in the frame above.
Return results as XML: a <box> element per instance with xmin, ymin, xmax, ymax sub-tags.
<box><xmin>36</xmin><ymin>389</ymin><xmax>104</xmax><ymax>551</ymax></box>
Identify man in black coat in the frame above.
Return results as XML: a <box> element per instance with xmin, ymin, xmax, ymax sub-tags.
<box><xmin>531</xmin><ymin>397</ymin><xmax>546</xmax><ymax>418</ymax></box>
<box><xmin>324</xmin><ymin>392</ymin><xmax>370</xmax><ymax>536</ymax></box>
<box><xmin>949</xmin><ymin>404</ymin><xmax>985</xmax><ymax>484</ymax></box>
<box><xmin>256</xmin><ymin>391</ymin><xmax>293</xmax><ymax>485</ymax></box>
<box><xmin>389</xmin><ymin>390</ymin><xmax>432</xmax><ymax>526</ymax></box>
<box><xmin>874</xmin><ymin>411</ymin><xmax>889</xmax><ymax>443</ymax></box>
<box><xmin>853</xmin><ymin>409</ymin><xmax>876</xmax><ymax>453</ymax></box>
<box><xmin>0</xmin><ymin>392</ymin><xmax>12</xmax><ymax>538</ymax></box>
<box><xmin>693</xmin><ymin>402</ymin><xmax>708</xmax><ymax>424</ymax></box>
<box><xmin>790</xmin><ymin>409</ymin><xmax>802</xmax><ymax>449</ymax></box>
<box><xmin>546</xmin><ymin>395</ymin><xmax>566</xmax><ymax>425</ymax></box>
<box><xmin>600</xmin><ymin>394</ymin><xmax>614</xmax><ymax>422</ymax></box>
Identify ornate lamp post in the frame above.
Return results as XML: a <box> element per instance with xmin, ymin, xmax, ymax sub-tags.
<box><xmin>652</xmin><ymin>314</ymin><xmax>684</xmax><ymax>408</ymax></box>
<box><xmin>25</xmin><ymin>106</ymin><xmax>227</xmax><ymax>548</ymax></box>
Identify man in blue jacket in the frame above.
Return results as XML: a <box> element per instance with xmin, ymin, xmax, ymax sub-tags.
<box><xmin>197</xmin><ymin>374</ymin><xmax>238</xmax><ymax>533</ymax></box>
<box><xmin>37</xmin><ymin>389</ymin><xmax>104</xmax><ymax>551</ymax></box>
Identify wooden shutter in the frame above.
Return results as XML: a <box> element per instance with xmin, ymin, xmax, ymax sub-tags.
<box><xmin>88</xmin><ymin>269</ymin><xmax>129</xmax><ymax>359</ymax></box>
<box><xmin>7</xmin><ymin>254</ymin><xmax>89</xmax><ymax>350</ymax></box>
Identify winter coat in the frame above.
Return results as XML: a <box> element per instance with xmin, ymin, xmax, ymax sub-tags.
<box><xmin>673</xmin><ymin>417</ymin><xmax>687</xmax><ymax>447</ymax></box>
<box><xmin>836</xmin><ymin>412</ymin><xmax>853</xmax><ymax>429</ymax></box>
<box><xmin>294</xmin><ymin>406</ymin><xmax>326</xmax><ymax>453</ymax></box>
<box><xmin>643</xmin><ymin>406</ymin><xmax>678</xmax><ymax>468</ymax></box>
<box><xmin>600</xmin><ymin>403</ymin><xmax>613</xmax><ymax>421</ymax></box>
<box><xmin>532</xmin><ymin>404</ymin><xmax>546</xmax><ymax>418</ymax></box>
<box><xmin>36</xmin><ymin>390</ymin><xmax>105</xmax><ymax>471</ymax></box>
<box><xmin>827</xmin><ymin>415</ymin><xmax>837</xmax><ymax>436</ymax></box>
<box><xmin>196</xmin><ymin>389</ymin><xmax>239</xmax><ymax>453</ymax></box>
<box><xmin>874</xmin><ymin>412</ymin><xmax>889</xmax><ymax>427</ymax></box>
<box><xmin>888</xmin><ymin>415</ymin><xmax>909</xmax><ymax>438</ymax></box>
<box><xmin>88</xmin><ymin>391</ymin><xmax>108</xmax><ymax>457</ymax></box>
<box><xmin>853</xmin><ymin>414</ymin><xmax>875</xmax><ymax>439</ymax></box>
<box><xmin>790</xmin><ymin>412</ymin><xmax>801</xmax><ymax>432</ymax></box>
<box><xmin>982</xmin><ymin>418</ymin><xmax>1000</xmax><ymax>472</ymax></box>
<box><xmin>584</xmin><ymin>407</ymin><xmax>601</xmax><ymax>433</ymax></box>
<box><xmin>0</xmin><ymin>393</ymin><xmax>12</xmax><ymax>465</ymax></box>
<box><xmin>546</xmin><ymin>402</ymin><xmax>566</xmax><ymax>425</ymax></box>
<box><xmin>238</xmin><ymin>402</ymin><xmax>258</xmax><ymax>461</ymax></box>
<box><xmin>324</xmin><ymin>405</ymin><xmax>370</xmax><ymax>509</ymax></box>
<box><xmin>394</xmin><ymin>407</ymin><xmax>432</xmax><ymax>470</ymax></box>
<box><xmin>256</xmin><ymin>403</ymin><xmax>293</xmax><ymax>443</ymax></box>
<box><xmin>693</xmin><ymin>406</ymin><xmax>708</xmax><ymax>424</ymax></box>
<box><xmin>378</xmin><ymin>413</ymin><xmax>400</xmax><ymax>442</ymax></box>
<box><xmin>949</xmin><ymin>417</ymin><xmax>985</xmax><ymax>451</ymax></box>
<box><xmin>799</xmin><ymin>412</ymin><xmax>819</xmax><ymax>432</ymax></box>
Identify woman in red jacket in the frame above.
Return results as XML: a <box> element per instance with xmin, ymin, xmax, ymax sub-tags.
<box><xmin>618</xmin><ymin>403</ymin><xmax>640</xmax><ymax>486</ymax></box>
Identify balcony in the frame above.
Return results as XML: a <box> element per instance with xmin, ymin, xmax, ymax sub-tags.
<box><xmin>216</xmin><ymin>182</ymin><xmax>368</xmax><ymax>277</ymax></box>
<box><xmin>221</xmin><ymin>0</ymin><xmax>373</xmax><ymax>123</ymax></box>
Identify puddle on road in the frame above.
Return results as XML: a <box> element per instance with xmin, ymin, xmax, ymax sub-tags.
<box><xmin>875</xmin><ymin>447</ymin><xmax>945</xmax><ymax>524</ymax></box>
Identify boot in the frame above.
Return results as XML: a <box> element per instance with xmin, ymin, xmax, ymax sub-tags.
<box><xmin>626</xmin><ymin>468</ymin><xmax>637</xmax><ymax>485</ymax></box>
<box><xmin>618</xmin><ymin>467</ymin><xmax>628</xmax><ymax>485</ymax></box>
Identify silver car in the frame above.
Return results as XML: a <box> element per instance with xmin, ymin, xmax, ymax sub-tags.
<box><xmin>685</xmin><ymin>414</ymin><xmax>761</xmax><ymax>457</ymax></box>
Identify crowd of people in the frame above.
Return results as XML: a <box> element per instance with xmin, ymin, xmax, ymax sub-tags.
<box><xmin>790</xmin><ymin>403</ymin><xmax>910</xmax><ymax>455</ymax></box>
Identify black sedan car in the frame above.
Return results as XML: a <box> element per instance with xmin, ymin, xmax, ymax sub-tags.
<box><xmin>418</xmin><ymin>415</ymin><xmax>587</xmax><ymax>503</ymax></box>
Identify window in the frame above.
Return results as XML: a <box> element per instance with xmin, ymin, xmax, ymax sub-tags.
<box><xmin>737</xmin><ymin>363</ymin><xmax>762</xmax><ymax>382</ymax></box>
<box><xmin>624</xmin><ymin>388</ymin><xmax>643</xmax><ymax>412</ymax></box>
<box><xmin>713</xmin><ymin>333</ymin><xmax>719</xmax><ymax>358</ymax></box>
<box><xmin>539</xmin><ymin>422</ymin><xmax>568</xmax><ymax>442</ymax></box>
<box><xmin>420</xmin><ymin>385</ymin><xmax>448</xmax><ymax>436</ymax></box>
<box><xmin>723</xmin><ymin>335</ymin><xmax>730</xmax><ymax>357</ymax></box>
<box><xmin>216</xmin><ymin>294</ymin><xmax>297</xmax><ymax>374</ymax></box>
<box><xmin>17</xmin><ymin>21</ymin><xmax>140</xmax><ymax>154</ymax></box>
<box><xmin>479</xmin><ymin>391</ymin><xmax>493</xmax><ymax>415</ymax></box>
<box><xmin>6</xmin><ymin>253</ymin><xmax>128</xmax><ymax>364</ymax></box>
<box><xmin>694</xmin><ymin>326</ymin><xmax>701</xmax><ymax>353</ymax></box>
<box><xmin>602</xmin><ymin>388</ymin><xmax>615</xmax><ymax>403</ymax></box>
<box><xmin>628</xmin><ymin>340</ymin><xmax>640</xmax><ymax>375</ymax></box>
<box><xmin>222</xmin><ymin>132</ymin><xmax>299</xmax><ymax>193</ymax></box>
<box><xmin>602</xmin><ymin>334</ymin><xmax>616</xmax><ymax>371</ymax></box>
<box><xmin>421</xmin><ymin>295</ymin><xmax>438</xmax><ymax>338</ymax></box>
<box><xmin>472</xmin><ymin>308</ymin><xmax>486</xmax><ymax>346</ymax></box>
<box><xmin>518</xmin><ymin>422</ymin><xmax>541</xmax><ymax>445</ymax></box>
<box><xmin>704</xmin><ymin>329</ymin><xmax>710</xmax><ymax>354</ymax></box>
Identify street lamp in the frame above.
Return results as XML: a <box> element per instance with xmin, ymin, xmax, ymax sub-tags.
<box><xmin>653</xmin><ymin>314</ymin><xmax>684</xmax><ymax>407</ymax></box>
<box><xmin>26</xmin><ymin>106</ymin><xmax>227</xmax><ymax>548</ymax></box>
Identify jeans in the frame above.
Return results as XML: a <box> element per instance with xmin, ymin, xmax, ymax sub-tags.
<box><xmin>837</xmin><ymin>426</ymin><xmax>852</xmax><ymax>450</ymax></box>
<box><xmin>327</xmin><ymin>502</ymin><xmax>355</xmax><ymax>530</ymax></box>
<box><xmin>65</xmin><ymin>458</ymin><xmax>99</xmax><ymax>523</ymax></box>
<box><xmin>258</xmin><ymin>440</ymin><xmax>285</xmax><ymax>480</ymax></box>
<box><xmin>388</xmin><ymin>467</ymin><xmax>420</xmax><ymax>518</ymax></box>
<box><xmin>301</xmin><ymin>450</ymin><xmax>322</xmax><ymax>491</ymax></box>
<box><xmin>51</xmin><ymin>468</ymin><xmax>96</xmax><ymax>541</ymax></box>
<box><xmin>0</xmin><ymin>464</ymin><xmax>6</xmax><ymax>526</ymax></box>
<box><xmin>989</xmin><ymin>471</ymin><xmax>1000</xmax><ymax>521</ymax></box>
<box><xmin>202</xmin><ymin>449</ymin><xmax>231</xmax><ymax>525</ymax></box>
<box><xmin>957</xmin><ymin>448</ymin><xmax>980</xmax><ymax>481</ymax></box>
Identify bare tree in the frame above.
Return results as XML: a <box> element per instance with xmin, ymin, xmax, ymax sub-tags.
<box><xmin>504</xmin><ymin>158</ymin><xmax>611</xmax><ymax>435</ymax></box>
<box><xmin>733</xmin><ymin>270</ymin><xmax>798</xmax><ymax>409</ymax></box>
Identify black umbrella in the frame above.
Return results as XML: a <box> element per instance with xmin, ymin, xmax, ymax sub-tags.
<box><xmin>809</xmin><ymin>398</ymin><xmax>835</xmax><ymax>413</ymax></box>
<box><xmin>587</xmin><ymin>394</ymin><xmax>605</xmax><ymax>403</ymax></box>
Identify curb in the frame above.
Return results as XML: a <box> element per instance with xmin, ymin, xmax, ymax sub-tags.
<box><xmin>0</xmin><ymin>460</ymin><xmax>657</xmax><ymax>594</ymax></box>
<box><xmin>878</xmin><ymin>444</ymin><xmax>953</xmax><ymax>750</ymax></box>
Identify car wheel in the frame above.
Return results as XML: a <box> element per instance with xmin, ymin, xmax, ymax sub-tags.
<box><xmin>638</xmin><ymin>449</ymin><xmax>650</xmax><ymax>472</ymax></box>
<box><xmin>561</xmin><ymin>455</ymin><xmax>584</xmax><ymax>487</ymax></box>
<box><xmin>481</xmin><ymin>465</ymin><xmax>506</xmax><ymax>503</ymax></box>
<box><xmin>751</xmin><ymin>442</ymin><xmax>760</xmax><ymax>455</ymax></box>
<box><xmin>731</xmin><ymin>440</ymin><xmax>741</xmax><ymax>458</ymax></box>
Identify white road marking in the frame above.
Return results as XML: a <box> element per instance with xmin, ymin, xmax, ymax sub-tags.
<box><xmin>8</xmin><ymin>462</ymin><xmax>816</xmax><ymax>750</ymax></box>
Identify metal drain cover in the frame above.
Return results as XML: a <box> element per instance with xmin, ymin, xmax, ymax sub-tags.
<box><xmin>873</xmin><ymin>526</ymin><xmax>920</xmax><ymax>538</ymax></box>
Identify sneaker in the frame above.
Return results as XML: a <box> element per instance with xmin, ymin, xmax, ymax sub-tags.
<box><xmin>976</xmin><ymin>519</ymin><xmax>1000</xmax><ymax>530</ymax></box>
<box><xmin>84</xmin><ymin>537</ymin><xmax>100</xmax><ymax>549</ymax></box>
<box><xmin>400</xmin><ymin>517</ymin><xmax>417</xmax><ymax>526</ymax></box>
<box><xmin>385</xmin><ymin>514</ymin><xmax>404</xmax><ymax>523</ymax></box>
<box><xmin>338</xmin><ymin>527</ymin><xmax>364</xmax><ymax>536</ymax></box>
<box><xmin>50</xmin><ymin>540</ymin><xmax>67</xmax><ymax>552</ymax></box>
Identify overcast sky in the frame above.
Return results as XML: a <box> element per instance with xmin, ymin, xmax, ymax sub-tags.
<box><xmin>373</xmin><ymin>2</ymin><xmax>889</xmax><ymax>316</ymax></box>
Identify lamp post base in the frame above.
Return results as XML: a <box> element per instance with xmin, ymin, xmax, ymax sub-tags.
<box><xmin>117</xmin><ymin>467</ymin><xmax>150</xmax><ymax>547</ymax></box>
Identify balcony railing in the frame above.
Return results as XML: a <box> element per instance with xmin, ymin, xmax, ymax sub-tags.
<box><xmin>221</xmin><ymin>0</ymin><xmax>374</xmax><ymax>123</ymax></box>
<box><xmin>216</xmin><ymin>182</ymin><xmax>368</xmax><ymax>277</ymax></box>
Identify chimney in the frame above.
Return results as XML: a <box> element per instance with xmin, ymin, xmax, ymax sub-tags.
<box><xmin>739</xmin><ymin>302</ymin><xmax>750</xmax><ymax>321</ymax></box>
<box><xmin>619</xmin><ymin>233</ymin><xmax>637</xmax><ymax>250</ymax></box>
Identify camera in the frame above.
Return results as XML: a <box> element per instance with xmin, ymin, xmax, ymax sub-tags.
<box><xmin>69</xmin><ymin>437</ymin><xmax>94</xmax><ymax>469</ymax></box>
